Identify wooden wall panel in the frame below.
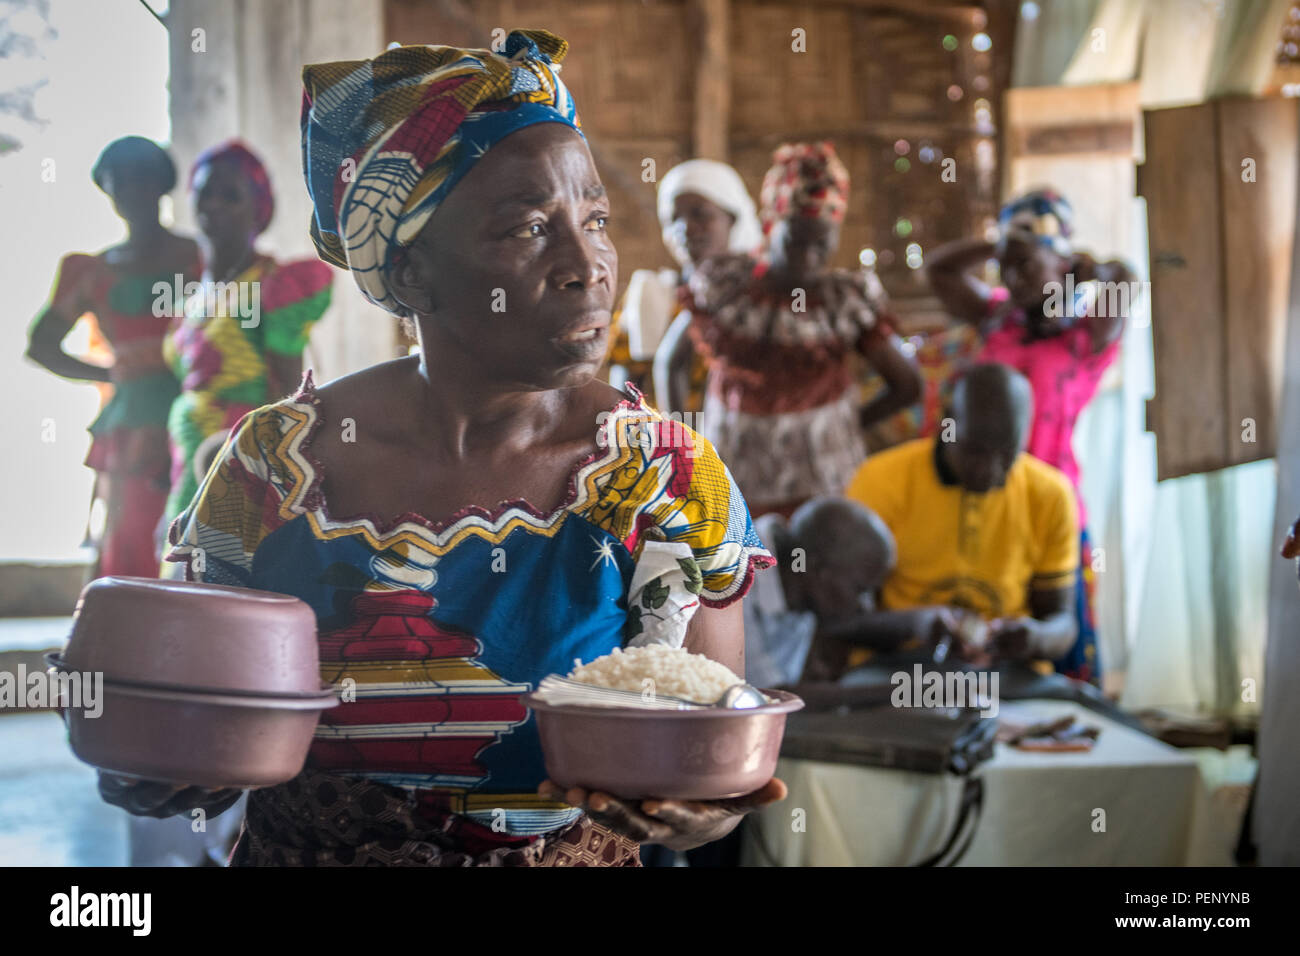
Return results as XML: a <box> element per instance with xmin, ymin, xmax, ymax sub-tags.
<box><xmin>1217</xmin><ymin>97</ymin><xmax>1297</xmax><ymax>467</ymax></box>
<box><xmin>729</xmin><ymin>4</ymin><xmax>860</xmax><ymax>137</ymax></box>
<box><xmin>383</xmin><ymin>0</ymin><xmax>1009</xmax><ymax>283</ymax></box>
<box><xmin>1004</xmin><ymin>83</ymin><xmax>1139</xmax><ymax>270</ymax></box>
<box><xmin>1143</xmin><ymin>103</ymin><xmax>1229</xmax><ymax>481</ymax></box>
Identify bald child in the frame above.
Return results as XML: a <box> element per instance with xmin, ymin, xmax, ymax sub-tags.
<box><xmin>745</xmin><ymin>496</ymin><xmax>897</xmax><ymax>687</ymax></box>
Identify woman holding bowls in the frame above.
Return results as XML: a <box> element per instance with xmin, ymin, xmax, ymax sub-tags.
<box><xmin>100</xmin><ymin>29</ymin><xmax>784</xmax><ymax>867</ymax></box>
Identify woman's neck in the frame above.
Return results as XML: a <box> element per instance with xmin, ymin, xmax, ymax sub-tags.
<box><xmin>125</xmin><ymin>217</ymin><xmax>166</xmax><ymax>251</ymax></box>
<box><xmin>202</xmin><ymin>237</ymin><xmax>256</xmax><ymax>282</ymax></box>
<box><xmin>410</xmin><ymin>334</ymin><xmax>568</xmax><ymax>460</ymax></box>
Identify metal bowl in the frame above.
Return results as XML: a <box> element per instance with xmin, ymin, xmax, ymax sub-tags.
<box><xmin>522</xmin><ymin>689</ymin><xmax>804</xmax><ymax>801</ymax></box>
<box><xmin>49</xmin><ymin>658</ymin><xmax>337</xmax><ymax>789</ymax></box>
<box><xmin>63</xmin><ymin>576</ymin><xmax>322</xmax><ymax>697</ymax></box>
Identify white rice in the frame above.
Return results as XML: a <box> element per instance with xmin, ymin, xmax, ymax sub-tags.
<box><xmin>568</xmin><ymin>645</ymin><xmax>743</xmax><ymax>705</ymax></box>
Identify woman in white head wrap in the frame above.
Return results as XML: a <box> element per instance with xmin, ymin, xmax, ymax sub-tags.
<box><xmin>605</xmin><ymin>159</ymin><xmax>760</xmax><ymax>411</ymax></box>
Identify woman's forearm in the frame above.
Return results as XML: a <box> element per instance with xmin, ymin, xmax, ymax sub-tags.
<box><xmin>925</xmin><ymin>238</ymin><xmax>997</xmax><ymax>325</ymax></box>
<box><xmin>653</xmin><ymin>312</ymin><xmax>695</xmax><ymax>415</ymax></box>
<box><xmin>859</xmin><ymin>336</ymin><xmax>922</xmax><ymax>428</ymax></box>
<box><xmin>26</xmin><ymin>344</ymin><xmax>111</xmax><ymax>383</ymax></box>
<box><xmin>1030</xmin><ymin>610</ymin><xmax>1078</xmax><ymax>661</ymax></box>
<box><xmin>820</xmin><ymin>607</ymin><xmax>934</xmax><ymax>652</ymax></box>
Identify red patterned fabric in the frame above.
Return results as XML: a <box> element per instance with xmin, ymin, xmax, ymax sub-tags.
<box><xmin>758</xmin><ymin>141</ymin><xmax>850</xmax><ymax>236</ymax></box>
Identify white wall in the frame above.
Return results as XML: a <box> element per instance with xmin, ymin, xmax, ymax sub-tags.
<box><xmin>167</xmin><ymin>0</ymin><xmax>397</xmax><ymax>384</ymax></box>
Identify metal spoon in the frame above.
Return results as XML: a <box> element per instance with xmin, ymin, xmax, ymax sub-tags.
<box><xmin>715</xmin><ymin>683</ymin><xmax>768</xmax><ymax>709</ymax></box>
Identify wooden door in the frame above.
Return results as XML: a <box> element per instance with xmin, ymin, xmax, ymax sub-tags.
<box><xmin>1142</xmin><ymin>97</ymin><xmax>1297</xmax><ymax>480</ymax></box>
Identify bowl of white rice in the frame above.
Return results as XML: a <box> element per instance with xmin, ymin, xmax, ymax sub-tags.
<box><xmin>522</xmin><ymin>646</ymin><xmax>803</xmax><ymax>800</ymax></box>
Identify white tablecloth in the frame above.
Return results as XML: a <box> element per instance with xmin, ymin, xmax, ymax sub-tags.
<box><xmin>743</xmin><ymin>700</ymin><xmax>1229</xmax><ymax>866</ymax></box>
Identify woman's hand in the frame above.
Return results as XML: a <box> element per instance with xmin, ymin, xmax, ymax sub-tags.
<box><xmin>1070</xmin><ymin>251</ymin><xmax>1099</xmax><ymax>283</ymax></box>
<box><xmin>538</xmin><ymin>778</ymin><xmax>787</xmax><ymax>852</ymax></box>
<box><xmin>1281</xmin><ymin>515</ymin><xmax>1300</xmax><ymax>560</ymax></box>
<box><xmin>97</xmin><ymin>771</ymin><xmax>243</xmax><ymax>820</ymax></box>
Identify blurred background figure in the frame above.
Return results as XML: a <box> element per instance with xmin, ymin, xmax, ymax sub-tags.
<box><xmin>25</xmin><ymin>136</ymin><xmax>198</xmax><ymax>579</ymax></box>
<box><xmin>603</xmin><ymin>158</ymin><xmax>761</xmax><ymax>411</ymax></box>
<box><xmin>745</xmin><ymin>495</ymin><xmax>896</xmax><ymax>689</ymax></box>
<box><xmin>841</xmin><ymin>363</ymin><xmax>1080</xmax><ymax>676</ymax></box>
<box><xmin>163</xmin><ymin>140</ymin><xmax>333</xmax><ymax>528</ymax></box>
<box><xmin>678</xmin><ymin>141</ymin><xmax>921</xmax><ymax>517</ymax></box>
<box><xmin>926</xmin><ymin>189</ymin><xmax>1135</xmax><ymax>685</ymax></box>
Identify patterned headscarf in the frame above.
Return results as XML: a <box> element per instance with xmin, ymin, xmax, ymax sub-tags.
<box><xmin>758</xmin><ymin>141</ymin><xmax>850</xmax><ymax>236</ymax></box>
<box><xmin>998</xmin><ymin>188</ymin><xmax>1073</xmax><ymax>258</ymax></box>
<box><xmin>189</xmin><ymin>140</ymin><xmax>275</xmax><ymax>236</ymax></box>
<box><xmin>301</xmin><ymin>29</ymin><xmax>582</xmax><ymax>314</ymax></box>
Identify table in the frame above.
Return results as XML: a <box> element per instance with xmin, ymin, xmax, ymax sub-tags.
<box><xmin>743</xmin><ymin>700</ymin><xmax>1229</xmax><ymax>866</ymax></box>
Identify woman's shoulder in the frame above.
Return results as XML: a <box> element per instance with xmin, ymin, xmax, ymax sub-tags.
<box><xmin>258</xmin><ymin>256</ymin><xmax>335</xmax><ymax>312</ymax></box>
<box><xmin>297</xmin><ymin>358</ymin><xmax>412</xmax><ymax>434</ymax></box>
<box><xmin>821</xmin><ymin>269</ymin><xmax>882</xmax><ymax>322</ymax></box>
<box><xmin>52</xmin><ymin>251</ymin><xmax>106</xmax><ymax>285</ymax></box>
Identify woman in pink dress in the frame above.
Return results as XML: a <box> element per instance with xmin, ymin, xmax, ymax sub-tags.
<box><xmin>926</xmin><ymin>189</ymin><xmax>1136</xmax><ymax>685</ymax></box>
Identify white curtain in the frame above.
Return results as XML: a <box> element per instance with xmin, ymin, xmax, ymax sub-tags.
<box><xmin>1026</xmin><ymin>0</ymin><xmax>1294</xmax><ymax>862</ymax></box>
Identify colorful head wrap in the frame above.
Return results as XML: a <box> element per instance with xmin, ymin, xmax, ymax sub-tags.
<box><xmin>189</xmin><ymin>140</ymin><xmax>275</xmax><ymax>236</ymax></box>
<box><xmin>758</xmin><ymin>141</ymin><xmax>850</xmax><ymax>236</ymax></box>
<box><xmin>998</xmin><ymin>188</ymin><xmax>1073</xmax><ymax>258</ymax></box>
<box><xmin>300</xmin><ymin>29</ymin><xmax>582</xmax><ymax>315</ymax></box>
<box><xmin>656</xmin><ymin>160</ymin><xmax>763</xmax><ymax>265</ymax></box>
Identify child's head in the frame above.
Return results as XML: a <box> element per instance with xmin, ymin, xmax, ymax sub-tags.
<box><xmin>785</xmin><ymin>496</ymin><xmax>896</xmax><ymax>622</ymax></box>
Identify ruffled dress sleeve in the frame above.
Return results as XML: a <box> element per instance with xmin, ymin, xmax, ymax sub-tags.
<box><xmin>259</xmin><ymin>259</ymin><xmax>334</xmax><ymax>356</ymax></box>
<box><xmin>601</xmin><ymin>400</ymin><xmax>774</xmax><ymax>648</ymax></box>
<box><xmin>165</xmin><ymin>403</ymin><xmax>299</xmax><ymax>586</ymax></box>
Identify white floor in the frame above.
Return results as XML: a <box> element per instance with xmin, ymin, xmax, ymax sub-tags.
<box><xmin>0</xmin><ymin>712</ymin><xmax>128</xmax><ymax>866</ymax></box>
<box><xmin>0</xmin><ymin>616</ymin><xmax>127</xmax><ymax>865</ymax></box>
<box><xmin>0</xmin><ymin>617</ymin><xmax>73</xmax><ymax>653</ymax></box>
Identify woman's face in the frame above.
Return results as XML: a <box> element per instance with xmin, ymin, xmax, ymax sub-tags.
<box><xmin>102</xmin><ymin>167</ymin><xmax>163</xmax><ymax>225</ymax></box>
<box><xmin>395</xmin><ymin>123</ymin><xmax>617</xmax><ymax>391</ymax></box>
<box><xmin>668</xmin><ymin>192</ymin><xmax>735</xmax><ymax>266</ymax></box>
<box><xmin>191</xmin><ymin>158</ymin><xmax>260</xmax><ymax>247</ymax></box>
<box><xmin>767</xmin><ymin>216</ymin><xmax>838</xmax><ymax>282</ymax></box>
<box><xmin>997</xmin><ymin>234</ymin><xmax>1068</xmax><ymax>313</ymax></box>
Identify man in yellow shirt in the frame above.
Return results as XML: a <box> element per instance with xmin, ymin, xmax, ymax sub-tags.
<box><xmin>842</xmin><ymin>363</ymin><xmax>1079</xmax><ymax>670</ymax></box>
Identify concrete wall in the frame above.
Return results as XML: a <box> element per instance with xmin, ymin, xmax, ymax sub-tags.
<box><xmin>166</xmin><ymin>0</ymin><xmax>398</xmax><ymax>384</ymax></box>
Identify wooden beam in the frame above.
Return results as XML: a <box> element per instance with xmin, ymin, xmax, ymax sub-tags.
<box><xmin>1007</xmin><ymin>121</ymin><xmax>1134</xmax><ymax>157</ymax></box>
<box><xmin>740</xmin><ymin>0</ymin><xmax>979</xmax><ymax>19</ymax></box>
<box><xmin>691</xmin><ymin>0</ymin><xmax>730</xmax><ymax>161</ymax></box>
<box><xmin>731</xmin><ymin>120</ymin><xmax>991</xmax><ymax>149</ymax></box>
